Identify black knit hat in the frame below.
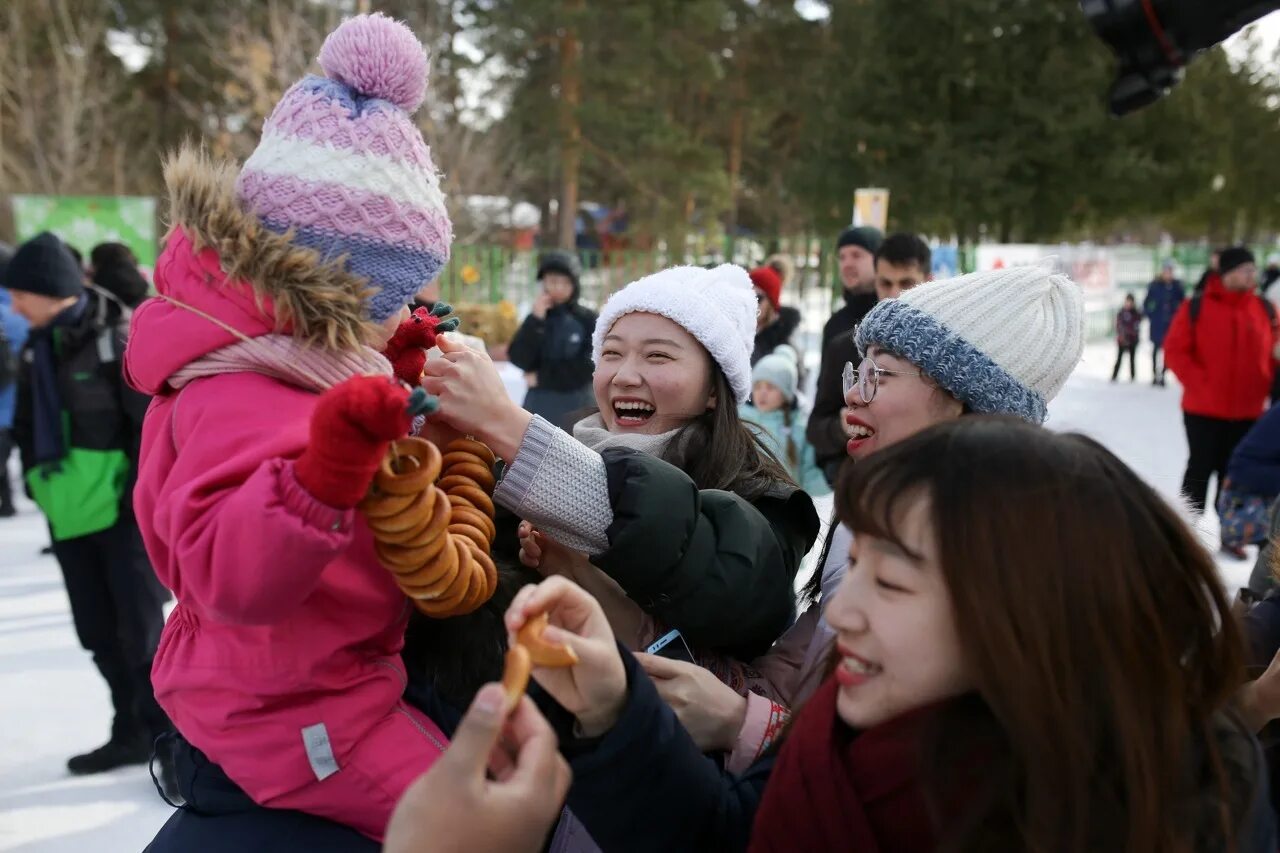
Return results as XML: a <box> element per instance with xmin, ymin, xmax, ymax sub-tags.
<box><xmin>4</xmin><ymin>232</ymin><xmax>84</xmax><ymax>299</ymax></box>
<box><xmin>836</xmin><ymin>225</ymin><xmax>884</xmax><ymax>254</ymax></box>
<box><xmin>1219</xmin><ymin>246</ymin><xmax>1257</xmax><ymax>276</ymax></box>
<box><xmin>537</xmin><ymin>250</ymin><xmax>582</xmax><ymax>288</ymax></box>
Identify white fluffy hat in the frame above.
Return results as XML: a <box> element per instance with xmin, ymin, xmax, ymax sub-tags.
<box><xmin>592</xmin><ymin>264</ymin><xmax>757</xmax><ymax>404</ymax></box>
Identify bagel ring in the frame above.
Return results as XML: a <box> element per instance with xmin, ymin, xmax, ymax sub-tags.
<box><xmin>446</xmin><ymin>438</ymin><xmax>497</xmax><ymax>467</ymax></box>
<box><xmin>445</xmin><ymin>484</ymin><xmax>495</xmax><ymax>517</ymax></box>
<box><xmin>376</xmin><ymin>438</ymin><xmax>442</xmax><ymax>495</ymax></box>
<box><xmin>374</xmin><ymin>486</ymin><xmax>446</xmax><ymax>546</ymax></box>
<box><xmin>447</xmin><ymin>522</ymin><xmax>489</xmax><ymax>553</ymax></box>
<box><xmin>450</xmin><ymin>504</ymin><xmax>496</xmax><ymax>541</ymax></box>
<box><xmin>385</xmin><ymin>526</ymin><xmax>457</xmax><ymax>583</ymax></box>
<box><xmin>442</xmin><ymin>461</ymin><xmax>495</xmax><ymax>492</ymax></box>
<box><xmin>413</xmin><ymin>540</ymin><xmax>474</xmax><ymax>613</ymax></box>
<box><xmin>358</xmin><ymin>490</ymin><xmax>417</xmax><ymax>519</ymax></box>
<box><xmin>437</xmin><ymin>474</ymin><xmax>486</xmax><ymax>495</ymax></box>
<box><xmin>465</xmin><ymin>542</ymin><xmax>498</xmax><ymax>607</ymax></box>
<box><xmin>397</xmin><ymin>538</ymin><xmax>463</xmax><ymax>597</ymax></box>
<box><xmin>365</xmin><ymin>487</ymin><xmax>436</xmax><ymax>535</ymax></box>
<box><xmin>441</xmin><ymin>451</ymin><xmax>489</xmax><ymax>473</ymax></box>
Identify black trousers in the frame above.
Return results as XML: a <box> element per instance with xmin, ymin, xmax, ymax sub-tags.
<box><xmin>0</xmin><ymin>428</ymin><xmax>13</xmax><ymax>511</ymax></box>
<box><xmin>1181</xmin><ymin>413</ymin><xmax>1256</xmax><ymax>515</ymax></box>
<box><xmin>51</xmin><ymin>515</ymin><xmax>171</xmax><ymax>740</ymax></box>
<box><xmin>1112</xmin><ymin>344</ymin><xmax>1137</xmax><ymax>380</ymax></box>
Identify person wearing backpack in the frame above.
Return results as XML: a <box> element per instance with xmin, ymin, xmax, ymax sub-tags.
<box><xmin>0</xmin><ymin>243</ymin><xmax>29</xmax><ymax>518</ymax></box>
<box><xmin>1165</xmin><ymin>246</ymin><xmax>1277</xmax><ymax>518</ymax></box>
<box><xmin>5</xmin><ymin>231</ymin><xmax>171</xmax><ymax>775</ymax></box>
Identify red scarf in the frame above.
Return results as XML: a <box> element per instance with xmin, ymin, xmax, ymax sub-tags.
<box><xmin>749</xmin><ymin>676</ymin><xmax>939</xmax><ymax>853</ymax></box>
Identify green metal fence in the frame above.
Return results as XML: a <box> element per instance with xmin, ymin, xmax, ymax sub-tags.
<box><xmin>437</xmin><ymin>241</ymin><xmax>1273</xmax><ymax>348</ymax></box>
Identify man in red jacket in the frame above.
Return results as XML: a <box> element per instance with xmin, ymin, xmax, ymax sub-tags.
<box><xmin>1165</xmin><ymin>247</ymin><xmax>1275</xmax><ymax>518</ymax></box>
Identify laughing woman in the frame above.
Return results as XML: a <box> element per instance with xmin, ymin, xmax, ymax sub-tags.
<box><xmin>424</xmin><ymin>264</ymin><xmax>819</xmax><ymax>659</ymax></box>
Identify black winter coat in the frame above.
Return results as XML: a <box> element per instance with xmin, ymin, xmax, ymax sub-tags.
<box><xmin>807</xmin><ymin>288</ymin><xmax>877</xmax><ymax>483</ymax></box>
<box><xmin>563</xmin><ymin>651</ymin><xmax>1275</xmax><ymax>853</ymax></box>
<box><xmin>564</xmin><ymin>645</ymin><xmax>773</xmax><ymax>853</ymax></box>
<box><xmin>751</xmin><ymin>306</ymin><xmax>801</xmax><ymax>366</ymax></box>
<box><xmin>12</xmin><ymin>286</ymin><xmax>148</xmax><ymax>511</ymax></box>
<box><xmin>592</xmin><ymin>448</ymin><xmax>820</xmax><ymax>660</ymax></box>
<box><xmin>508</xmin><ymin>302</ymin><xmax>597</xmax><ymax>393</ymax></box>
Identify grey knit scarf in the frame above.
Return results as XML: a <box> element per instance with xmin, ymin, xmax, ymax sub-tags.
<box><xmin>571</xmin><ymin>413</ymin><xmax>690</xmax><ymax>461</ymax></box>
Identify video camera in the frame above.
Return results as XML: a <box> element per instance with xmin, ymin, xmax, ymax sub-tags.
<box><xmin>1082</xmin><ymin>0</ymin><xmax>1280</xmax><ymax>116</ymax></box>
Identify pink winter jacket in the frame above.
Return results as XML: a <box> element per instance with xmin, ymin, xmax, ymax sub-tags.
<box><xmin>126</xmin><ymin>227</ymin><xmax>420</xmax><ymax>803</ymax></box>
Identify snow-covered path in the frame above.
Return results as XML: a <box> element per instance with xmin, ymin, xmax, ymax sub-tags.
<box><xmin>0</xmin><ymin>343</ymin><xmax>1253</xmax><ymax>852</ymax></box>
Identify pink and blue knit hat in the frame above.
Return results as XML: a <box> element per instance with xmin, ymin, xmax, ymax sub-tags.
<box><xmin>236</xmin><ymin>14</ymin><xmax>452</xmax><ymax>322</ymax></box>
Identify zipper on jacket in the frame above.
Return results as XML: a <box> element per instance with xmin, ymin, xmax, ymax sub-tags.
<box><xmin>395</xmin><ymin>704</ymin><xmax>447</xmax><ymax>754</ymax></box>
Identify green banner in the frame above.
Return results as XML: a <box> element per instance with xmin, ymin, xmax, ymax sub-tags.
<box><xmin>11</xmin><ymin>195</ymin><xmax>157</xmax><ymax>268</ymax></box>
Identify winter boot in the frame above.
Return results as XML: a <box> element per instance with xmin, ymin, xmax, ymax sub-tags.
<box><xmin>67</xmin><ymin>720</ymin><xmax>150</xmax><ymax>775</ymax></box>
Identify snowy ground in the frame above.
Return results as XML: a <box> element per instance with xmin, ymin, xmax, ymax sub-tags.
<box><xmin>0</xmin><ymin>343</ymin><xmax>1254</xmax><ymax>852</ymax></box>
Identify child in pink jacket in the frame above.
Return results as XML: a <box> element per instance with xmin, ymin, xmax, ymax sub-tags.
<box><xmin>125</xmin><ymin>15</ymin><xmax>457</xmax><ymax>841</ymax></box>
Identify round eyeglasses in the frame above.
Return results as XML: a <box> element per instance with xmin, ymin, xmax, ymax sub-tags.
<box><xmin>842</xmin><ymin>356</ymin><xmax>923</xmax><ymax>404</ymax></box>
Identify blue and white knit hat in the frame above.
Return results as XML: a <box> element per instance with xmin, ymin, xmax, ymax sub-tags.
<box><xmin>855</xmin><ymin>263</ymin><xmax>1084</xmax><ymax>423</ymax></box>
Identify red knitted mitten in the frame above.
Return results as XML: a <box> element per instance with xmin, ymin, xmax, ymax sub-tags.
<box><xmin>382</xmin><ymin>304</ymin><xmax>460</xmax><ymax>387</ymax></box>
<box><xmin>294</xmin><ymin>376</ymin><xmax>413</xmax><ymax>509</ymax></box>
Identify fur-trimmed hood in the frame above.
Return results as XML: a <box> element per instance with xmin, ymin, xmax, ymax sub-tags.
<box><xmin>125</xmin><ymin>146</ymin><xmax>381</xmax><ymax>395</ymax></box>
<box><xmin>163</xmin><ymin>145</ymin><xmax>376</xmax><ymax>349</ymax></box>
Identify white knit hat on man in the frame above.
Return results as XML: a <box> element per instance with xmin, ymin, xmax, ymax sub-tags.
<box><xmin>855</xmin><ymin>262</ymin><xmax>1084</xmax><ymax>423</ymax></box>
<box><xmin>592</xmin><ymin>264</ymin><xmax>757</xmax><ymax>403</ymax></box>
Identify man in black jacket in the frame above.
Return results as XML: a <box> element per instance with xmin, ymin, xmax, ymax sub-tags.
<box><xmin>508</xmin><ymin>251</ymin><xmax>598</xmax><ymax>431</ymax></box>
<box><xmin>6</xmin><ymin>232</ymin><xmax>170</xmax><ymax>775</ymax></box>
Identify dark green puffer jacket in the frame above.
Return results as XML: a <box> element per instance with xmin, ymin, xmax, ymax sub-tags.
<box><xmin>592</xmin><ymin>447</ymin><xmax>820</xmax><ymax>660</ymax></box>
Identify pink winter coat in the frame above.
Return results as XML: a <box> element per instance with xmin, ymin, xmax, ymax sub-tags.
<box><xmin>126</xmin><ymin>162</ymin><xmax>425</xmax><ymax>803</ymax></box>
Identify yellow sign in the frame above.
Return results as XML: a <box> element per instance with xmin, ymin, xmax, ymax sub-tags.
<box><xmin>853</xmin><ymin>188</ymin><xmax>890</xmax><ymax>231</ymax></box>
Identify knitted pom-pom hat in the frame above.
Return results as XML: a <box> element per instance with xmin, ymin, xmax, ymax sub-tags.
<box><xmin>856</xmin><ymin>262</ymin><xmax>1084</xmax><ymax>424</ymax></box>
<box><xmin>235</xmin><ymin>13</ymin><xmax>452</xmax><ymax>323</ymax></box>
<box><xmin>592</xmin><ymin>264</ymin><xmax>757</xmax><ymax>404</ymax></box>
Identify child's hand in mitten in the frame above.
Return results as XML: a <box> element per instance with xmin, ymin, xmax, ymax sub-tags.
<box><xmin>294</xmin><ymin>375</ymin><xmax>421</xmax><ymax>509</ymax></box>
<box><xmin>383</xmin><ymin>303</ymin><xmax>461</xmax><ymax>387</ymax></box>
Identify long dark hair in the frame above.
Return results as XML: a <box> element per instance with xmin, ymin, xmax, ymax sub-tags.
<box><xmin>668</xmin><ymin>366</ymin><xmax>796</xmax><ymax>499</ymax></box>
<box><xmin>832</xmin><ymin>417</ymin><xmax>1251</xmax><ymax>851</ymax></box>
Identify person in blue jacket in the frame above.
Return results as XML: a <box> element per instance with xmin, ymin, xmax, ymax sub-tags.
<box><xmin>738</xmin><ymin>345</ymin><xmax>829</xmax><ymax>497</ymax></box>
<box><xmin>0</xmin><ymin>244</ymin><xmax>31</xmax><ymax>517</ymax></box>
<box><xmin>1225</xmin><ymin>403</ymin><xmax>1280</xmax><ymax>567</ymax></box>
<box><xmin>1143</xmin><ymin>259</ymin><xmax>1185</xmax><ymax>386</ymax></box>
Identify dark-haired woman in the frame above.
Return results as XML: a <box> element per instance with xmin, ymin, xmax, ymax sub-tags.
<box><xmin>425</xmin><ymin>264</ymin><xmax>819</xmax><ymax>659</ymax></box>
<box><xmin>496</xmin><ymin>418</ymin><xmax>1273</xmax><ymax>852</ymax></box>
<box><xmin>638</xmin><ymin>264</ymin><xmax>1089</xmax><ymax>771</ymax></box>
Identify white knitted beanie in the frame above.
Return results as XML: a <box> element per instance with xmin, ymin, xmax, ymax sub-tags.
<box><xmin>592</xmin><ymin>264</ymin><xmax>756</xmax><ymax>404</ymax></box>
<box><xmin>855</xmin><ymin>262</ymin><xmax>1084</xmax><ymax>423</ymax></box>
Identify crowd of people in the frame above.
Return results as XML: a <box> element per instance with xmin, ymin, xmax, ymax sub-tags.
<box><xmin>6</xmin><ymin>12</ymin><xmax>1280</xmax><ymax>852</ymax></box>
